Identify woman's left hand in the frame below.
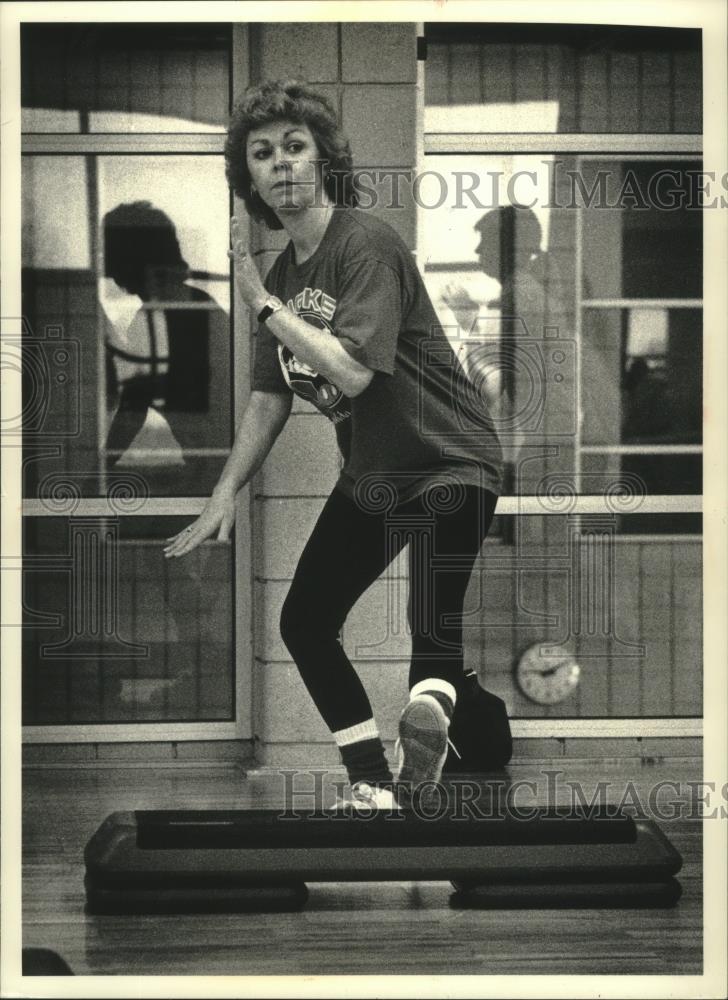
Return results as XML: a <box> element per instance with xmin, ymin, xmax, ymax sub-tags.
<box><xmin>442</xmin><ymin>281</ymin><xmax>479</xmax><ymax>332</ymax></box>
<box><xmin>228</xmin><ymin>216</ymin><xmax>266</xmax><ymax>309</ymax></box>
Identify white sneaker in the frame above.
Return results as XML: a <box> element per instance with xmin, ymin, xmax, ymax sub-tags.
<box><xmin>350</xmin><ymin>781</ymin><xmax>401</xmax><ymax>812</ymax></box>
<box><xmin>395</xmin><ymin>733</ymin><xmax>460</xmax><ymax>776</ymax></box>
<box><xmin>396</xmin><ymin>694</ymin><xmax>450</xmax><ymax>790</ymax></box>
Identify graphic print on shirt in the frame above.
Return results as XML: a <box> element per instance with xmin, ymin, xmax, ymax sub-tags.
<box><xmin>277</xmin><ymin>287</ymin><xmax>352</xmax><ymax>425</ymax></box>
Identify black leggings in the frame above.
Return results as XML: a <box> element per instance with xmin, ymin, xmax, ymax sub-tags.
<box><xmin>279</xmin><ymin>482</ymin><xmax>498</xmax><ymax>734</ymax></box>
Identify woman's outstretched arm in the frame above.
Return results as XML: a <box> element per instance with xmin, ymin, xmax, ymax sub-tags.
<box><xmin>163</xmin><ymin>389</ymin><xmax>292</xmax><ymax>558</ymax></box>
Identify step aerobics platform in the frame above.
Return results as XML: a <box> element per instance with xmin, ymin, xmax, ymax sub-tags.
<box><xmin>84</xmin><ymin>806</ymin><xmax>683</xmax><ymax>913</ymax></box>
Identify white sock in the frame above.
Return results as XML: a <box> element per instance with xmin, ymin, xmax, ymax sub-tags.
<box><xmin>332</xmin><ymin>718</ymin><xmax>380</xmax><ymax>747</ymax></box>
<box><xmin>410</xmin><ymin>677</ymin><xmax>457</xmax><ymax>708</ymax></box>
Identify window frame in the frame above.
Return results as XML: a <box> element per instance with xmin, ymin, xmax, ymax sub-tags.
<box><xmin>419</xmin><ymin>29</ymin><xmax>703</xmax><ymax>737</ymax></box>
<box><xmin>19</xmin><ymin>25</ymin><xmax>253</xmax><ymax>745</ymax></box>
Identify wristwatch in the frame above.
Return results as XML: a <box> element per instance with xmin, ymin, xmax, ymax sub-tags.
<box><xmin>257</xmin><ymin>295</ymin><xmax>284</xmax><ymax>324</ymax></box>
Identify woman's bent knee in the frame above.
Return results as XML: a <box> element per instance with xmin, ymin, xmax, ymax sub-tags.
<box><xmin>279</xmin><ymin>592</ymin><xmax>341</xmax><ymax>656</ymax></box>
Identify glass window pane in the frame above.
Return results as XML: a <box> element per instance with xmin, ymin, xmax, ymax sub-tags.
<box><xmin>582</xmin><ymin>451</ymin><xmax>701</xmax><ymax>504</ymax></box>
<box><xmin>21</xmin><ymin>23</ymin><xmax>230</xmax><ymax>134</ymax></box>
<box><xmin>421</xmin><ymin>154</ymin><xmax>578</xmax><ymax>497</ymax></box>
<box><xmin>22</xmin><ymin>154</ymin><xmax>232</xmax><ymax>498</ymax></box>
<box><xmin>22</xmin><ymin>516</ymin><xmax>234</xmax><ymax>725</ymax></box>
<box><xmin>614</xmin><ymin>508</ymin><xmax>701</xmax><ymax>536</ymax></box>
<box><xmin>461</xmin><ymin>514</ymin><xmax>701</xmax><ymax>717</ymax></box>
<box><xmin>418</xmin><ymin>155</ymin><xmax>701</xmax><ymax>532</ymax></box>
<box><xmin>582</xmin><ymin>307</ymin><xmax>702</xmax><ymax>447</ymax></box>
<box><xmin>581</xmin><ymin>160</ymin><xmax>702</xmax><ymax>300</ymax></box>
<box><xmin>425</xmin><ymin>24</ymin><xmax>701</xmax><ymax>134</ymax></box>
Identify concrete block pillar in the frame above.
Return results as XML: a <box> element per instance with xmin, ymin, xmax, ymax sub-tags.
<box><xmin>244</xmin><ymin>22</ymin><xmax>420</xmax><ymax>766</ymax></box>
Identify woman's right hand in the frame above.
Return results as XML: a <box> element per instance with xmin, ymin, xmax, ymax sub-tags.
<box><xmin>163</xmin><ymin>487</ymin><xmax>237</xmax><ymax>559</ymax></box>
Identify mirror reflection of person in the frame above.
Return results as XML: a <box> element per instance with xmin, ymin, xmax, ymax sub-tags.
<box><xmin>103</xmin><ymin>201</ymin><xmax>228</xmax><ymax>467</ymax></box>
<box><xmin>444</xmin><ymin>205</ymin><xmax>553</xmax><ymax>324</ymax></box>
<box><xmin>442</xmin><ymin>206</ymin><xmax>566</xmax><ymax>468</ymax></box>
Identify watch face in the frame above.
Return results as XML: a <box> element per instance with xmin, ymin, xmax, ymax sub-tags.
<box><xmin>516</xmin><ymin>644</ymin><xmax>581</xmax><ymax>705</ymax></box>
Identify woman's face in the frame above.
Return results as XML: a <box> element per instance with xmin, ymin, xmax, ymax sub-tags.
<box><xmin>246</xmin><ymin>120</ymin><xmax>325</xmax><ymax>217</ymax></box>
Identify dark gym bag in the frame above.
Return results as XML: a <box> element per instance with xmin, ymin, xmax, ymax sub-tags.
<box><xmin>444</xmin><ymin>669</ymin><xmax>513</xmax><ymax>774</ymax></box>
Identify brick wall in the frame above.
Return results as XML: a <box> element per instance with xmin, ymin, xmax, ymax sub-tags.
<box><xmin>246</xmin><ymin>23</ymin><xmax>418</xmax><ymax>765</ymax></box>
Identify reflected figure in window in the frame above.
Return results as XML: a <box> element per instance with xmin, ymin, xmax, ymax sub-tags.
<box><xmin>442</xmin><ymin>205</ymin><xmax>568</xmax><ymax>474</ymax></box>
<box><xmin>443</xmin><ymin>205</ymin><xmax>551</xmax><ymax>329</ymax></box>
<box><xmin>103</xmin><ymin>201</ymin><xmax>229</xmax><ymax>468</ymax></box>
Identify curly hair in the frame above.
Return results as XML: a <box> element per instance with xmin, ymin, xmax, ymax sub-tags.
<box><xmin>224</xmin><ymin>80</ymin><xmax>359</xmax><ymax>230</ymax></box>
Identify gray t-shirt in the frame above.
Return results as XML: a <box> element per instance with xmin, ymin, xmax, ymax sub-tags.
<box><xmin>252</xmin><ymin>207</ymin><xmax>503</xmax><ymax>504</ymax></box>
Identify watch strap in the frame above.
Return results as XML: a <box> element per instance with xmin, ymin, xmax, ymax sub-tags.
<box><xmin>257</xmin><ymin>297</ymin><xmax>282</xmax><ymax>324</ymax></box>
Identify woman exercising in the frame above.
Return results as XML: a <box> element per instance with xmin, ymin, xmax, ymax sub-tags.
<box><xmin>164</xmin><ymin>81</ymin><xmax>503</xmax><ymax>810</ymax></box>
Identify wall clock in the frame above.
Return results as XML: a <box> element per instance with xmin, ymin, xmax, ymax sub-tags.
<box><xmin>516</xmin><ymin>644</ymin><xmax>581</xmax><ymax>705</ymax></box>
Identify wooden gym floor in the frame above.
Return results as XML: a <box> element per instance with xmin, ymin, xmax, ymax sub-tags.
<box><xmin>21</xmin><ymin>757</ymin><xmax>702</xmax><ymax>977</ymax></box>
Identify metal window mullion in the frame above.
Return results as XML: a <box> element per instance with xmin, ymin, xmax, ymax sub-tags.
<box><xmin>584</xmin><ymin>299</ymin><xmax>702</xmax><ymax>308</ymax></box>
<box><xmin>576</xmin><ymin>151</ymin><xmax>702</xmax><ymax>161</ymax></box>
<box><xmin>582</xmin><ymin>445</ymin><xmax>702</xmax><ymax>455</ymax></box>
<box><xmin>21</xmin><ymin>133</ymin><xmax>226</xmax><ymax>155</ymax></box>
<box><xmin>424</xmin><ymin>133</ymin><xmax>702</xmax><ymax>154</ymax></box>
<box><xmin>22</xmin><ymin>495</ymin><xmax>702</xmax><ymax>518</ymax></box>
<box><xmin>493</xmin><ymin>495</ymin><xmax>701</xmax><ymax>515</ymax></box>
<box><xmin>22</xmin><ymin>722</ymin><xmax>243</xmax><ymax>744</ymax></box>
<box><xmin>606</xmin><ymin>534</ymin><xmax>701</xmax><ymax>544</ymax></box>
<box><xmin>22</xmin><ymin>717</ymin><xmax>701</xmax><ymax>742</ymax></box>
<box><xmin>575</xmin><ymin>153</ymin><xmax>583</xmax><ymax>507</ymax></box>
<box><xmin>231</xmin><ymin>20</ymin><xmax>254</xmax><ymax>744</ymax></box>
<box><xmin>22</xmin><ymin>498</ymin><xmax>211</xmax><ymax>517</ymax></box>
<box><xmin>509</xmin><ymin>718</ymin><xmax>701</xmax><ymax>738</ymax></box>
